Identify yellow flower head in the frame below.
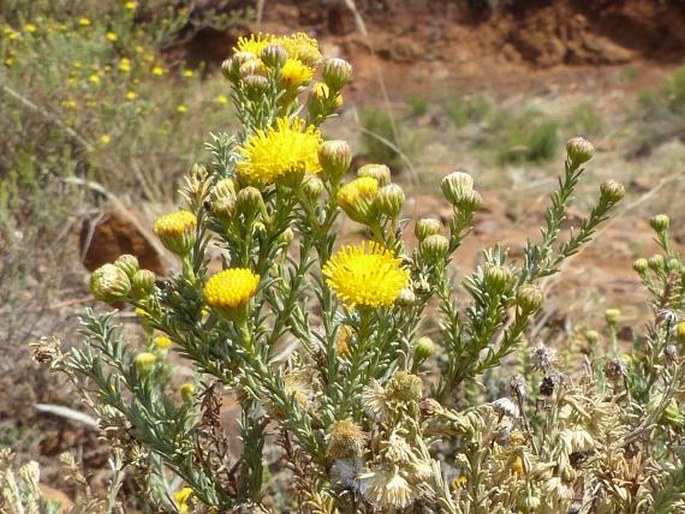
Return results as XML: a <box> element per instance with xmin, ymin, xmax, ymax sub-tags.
<box><xmin>214</xmin><ymin>94</ymin><xmax>228</xmax><ymax>105</ymax></box>
<box><xmin>281</xmin><ymin>58</ymin><xmax>314</xmax><ymax>88</ymax></box>
<box><xmin>25</xmin><ymin>23</ymin><xmax>37</xmax><ymax>33</ymax></box>
<box><xmin>237</xmin><ymin>117</ymin><xmax>322</xmax><ymax>188</ymax></box>
<box><xmin>336</xmin><ymin>176</ymin><xmax>379</xmax><ymax>224</ymax></box>
<box><xmin>174</xmin><ymin>487</ymin><xmax>193</xmax><ymax>513</ymax></box>
<box><xmin>152</xmin><ymin>65</ymin><xmax>165</xmax><ymax>76</ymax></box>
<box><xmin>182</xmin><ymin>69</ymin><xmax>194</xmax><ymax>78</ymax></box>
<box><xmin>78</xmin><ymin>17</ymin><xmax>91</xmax><ymax>27</ymax></box>
<box><xmin>323</xmin><ymin>241</ymin><xmax>408</xmax><ymax>308</ymax></box>
<box><xmin>312</xmin><ymin>82</ymin><xmax>343</xmax><ymax>107</ymax></box>
<box><xmin>88</xmin><ymin>74</ymin><xmax>100</xmax><ymax>84</ymax></box>
<box><xmin>154</xmin><ymin>336</ymin><xmax>171</xmax><ymax>350</ymax></box>
<box><xmin>276</xmin><ymin>32</ymin><xmax>321</xmax><ymax>66</ymax></box>
<box><xmin>177</xmin><ymin>104</ymin><xmax>188</xmax><ymax>113</ymax></box>
<box><xmin>99</xmin><ymin>135</ymin><xmax>111</xmax><ymax>145</ymax></box>
<box><xmin>234</xmin><ymin>33</ymin><xmax>271</xmax><ymax>56</ymax></box>
<box><xmin>124</xmin><ymin>1</ymin><xmax>137</xmax><ymax>10</ymax></box>
<box><xmin>125</xmin><ymin>90</ymin><xmax>137</xmax><ymax>100</ymax></box>
<box><xmin>119</xmin><ymin>58</ymin><xmax>131</xmax><ymax>72</ymax></box>
<box><xmin>153</xmin><ymin>210</ymin><xmax>197</xmax><ymax>255</ymax></box>
<box><xmin>204</xmin><ymin>268</ymin><xmax>260</xmax><ymax>315</ymax></box>
<box><xmin>106</xmin><ymin>31</ymin><xmax>117</xmax><ymax>42</ymax></box>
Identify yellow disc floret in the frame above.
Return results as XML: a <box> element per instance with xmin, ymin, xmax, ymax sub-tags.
<box><xmin>234</xmin><ymin>33</ymin><xmax>271</xmax><ymax>56</ymax></box>
<box><xmin>323</xmin><ymin>241</ymin><xmax>409</xmax><ymax>308</ymax></box>
<box><xmin>281</xmin><ymin>58</ymin><xmax>314</xmax><ymax>88</ymax></box>
<box><xmin>237</xmin><ymin>117</ymin><xmax>322</xmax><ymax>188</ymax></box>
<box><xmin>276</xmin><ymin>32</ymin><xmax>321</xmax><ymax>66</ymax></box>
<box><xmin>153</xmin><ymin>210</ymin><xmax>197</xmax><ymax>255</ymax></box>
<box><xmin>204</xmin><ymin>268</ymin><xmax>260</xmax><ymax>315</ymax></box>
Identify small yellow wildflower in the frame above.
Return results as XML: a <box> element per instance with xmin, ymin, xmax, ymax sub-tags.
<box><xmin>88</xmin><ymin>74</ymin><xmax>100</xmax><ymax>85</ymax></box>
<box><xmin>234</xmin><ymin>33</ymin><xmax>271</xmax><ymax>56</ymax></box>
<box><xmin>336</xmin><ymin>176</ymin><xmax>379</xmax><ymax>223</ymax></box>
<box><xmin>323</xmin><ymin>241</ymin><xmax>408</xmax><ymax>308</ymax></box>
<box><xmin>174</xmin><ymin>487</ymin><xmax>193</xmax><ymax>513</ymax></box>
<box><xmin>119</xmin><ymin>58</ymin><xmax>131</xmax><ymax>73</ymax></box>
<box><xmin>78</xmin><ymin>17</ymin><xmax>91</xmax><ymax>27</ymax></box>
<box><xmin>62</xmin><ymin>99</ymin><xmax>77</xmax><ymax>110</ymax></box>
<box><xmin>214</xmin><ymin>94</ymin><xmax>228</xmax><ymax>105</ymax></box>
<box><xmin>99</xmin><ymin>135</ymin><xmax>111</xmax><ymax>145</ymax></box>
<box><xmin>4</xmin><ymin>57</ymin><xmax>14</xmax><ymax>67</ymax></box>
<box><xmin>281</xmin><ymin>58</ymin><xmax>314</xmax><ymax>88</ymax></box>
<box><xmin>154</xmin><ymin>336</ymin><xmax>171</xmax><ymax>350</ymax></box>
<box><xmin>6</xmin><ymin>29</ymin><xmax>19</xmax><ymax>40</ymax></box>
<box><xmin>106</xmin><ymin>31</ymin><xmax>117</xmax><ymax>42</ymax></box>
<box><xmin>182</xmin><ymin>69</ymin><xmax>194</xmax><ymax>78</ymax></box>
<box><xmin>204</xmin><ymin>268</ymin><xmax>260</xmax><ymax>315</ymax></box>
<box><xmin>153</xmin><ymin>210</ymin><xmax>197</xmax><ymax>255</ymax></box>
<box><xmin>312</xmin><ymin>82</ymin><xmax>343</xmax><ymax>107</ymax></box>
<box><xmin>24</xmin><ymin>23</ymin><xmax>37</xmax><ymax>33</ymax></box>
<box><xmin>275</xmin><ymin>32</ymin><xmax>321</xmax><ymax>66</ymax></box>
<box><xmin>236</xmin><ymin>117</ymin><xmax>322</xmax><ymax>188</ymax></box>
<box><xmin>152</xmin><ymin>65</ymin><xmax>165</xmax><ymax>76</ymax></box>
<box><xmin>452</xmin><ymin>475</ymin><xmax>468</xmax><ymax>489</ymax></box>
<box><xmin>180</xmin><ymin>383</ymin><xmax>195</xmax><ymax>402</ymax></box>
<box><xmin>125</xmin><ymin>91</ymin><xmax>137</xmax><ymax>101</ymax></box>
<box><xmin>124</xmin><ymin>1</ymin><xmax>137</xmax><ymax>9</ymax></box>
<box><xmin>134</xmin><ymin>45</ymin><xmax>144</xmax><ymax>53</ymax></box>
<box><xmin>177</xmin><ymin>104</ymin><xmax>188</xmax><ymax>114</ymax></box>
<box><xmin>134</xmin><ymin>352</ymin><xmax>156</xmax><ymax>373</ymax></box>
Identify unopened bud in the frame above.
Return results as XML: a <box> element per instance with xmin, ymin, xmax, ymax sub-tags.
<box><xmin>153</xmin><ymin>210</ymin><xmax>197</xmax><ymax>256</ymax></box>
<box><xmin>301</xmin><ymin>174</ymin><xmax>324</xmax><ymax>201</ymax></box>
<box><xmin>261</xmin><ymin>44</ymin><xmax>288</xmax><ymax>68</ymax></box>
<box><xmin>376</xmin><ymin>183</ymin><xmax>405</xmax><ymax>218</ymax></box>
<box><xmin>566</xmin><ymin>136</ymin><xmax>595</xmax><ymax>168</ymax></box>
<box><xmin>134</xmin><ymin>352</ymin><xmax>156</xmax><ymax>374</ymax></box>
<box><xmin>648</xmin><ymin>254</ymin><xmax>665</xmax><ymax>271</ymax></box>
<box><xmin>632</xmin><ymin>258</ymin><xmax>649</xmax><ymax>274</ymax></box>
<box><xmin>236</xmin><ymin>186</ymin><xmax>265</xmax><ymax>217</ymax></box>
<box><xmin>414</xmin><ymin>218</ymin><xmax>442</xmax><ymax>241</ymax></box>
<box><xmin>649</xmin><ymin>214</ymin><xmax>670</xmax><ymax>233</ymax></box>
<box><xmin>420</xmin><ymin>234</ymin><xmax>449</xmax><ymax>264</ymax></box>
<box><xmin>131</xmin><ymin>269</ymin><xmax>155</xmax><ymax>297</ymax></box>
<box><xmin>357</xmin><ymin>163</ymin><xmax>391</xmax><ymax>186</ymax></box>
<box><xmin>212</xmin><ymin>196</ymin><xmax>236</xmax><ymax>221</ymax></box>
<box><xmin>222</xmin><ymin>51</ymin><xmax>256</xmax><ymax>81</ymax></box>
<box><xmin>484</xmin><ymin>265</ymin><xmax>512</xmax><ymax>292</ymax></box>
<box><xmin>605</xmin><ymin>308</ymin><xmax>621</xmax><ymax>325</ymax></box>
<box><xmin>114</xmin><ymin>254</ymin><xmax>139</xmax><ymax>279</ymax></box>
<box><xmin>441</xmin><ymin>171</ymin><xmax>474</xmax><ymax>206</ymax></box>
<box><xmin>585</xmin><ymin>330</ymin><xmax>599</xmax><ymax>345</ymax></box>
<box><xmin>319</xmin><ymin>140</ymin><xmax>351</xmax><ymax>184</ymax></box>
<box><xmin>90</xmin><ymin>264</ymin><xmax>131</xmax><ymax>304</ymax></box>
<box><xmin>414</xmin><ymin>336</ymin><xmax>435</xmax><ymax>361</ymax></box>
<box><xmin>516</xmin><ymin>283</ymin><xmax>544</xmax><ymax>313</ymax></box>
<box><xmin>336</xmin><ymin>176</ymin><xmax>379</xmax><ymax>224</ymax></box>
<box><xmin>667</xmin><ymin>257</ymin><xmax>680</xmax><ymax>272</ymax></box>
<box><xmin>599</xmin><ymin>179</ymin><xmax>625</xmax><ymax>204</ymax></box>
<box><xmin>180</xmin><ymin>382</ymin><xmax>195</xmax><ymax>403</ymax></box>
<box><xmin>238</xmin><ymin>59</ymin><xmax>263</xmax><ymax>78</ymax></box>
<box><xmin>322</xmin><ymin>57</ymin><xmax>352</xmax><ymax>90</ymax></box>
<box><xmin>243</xmin><ymin>74</ymin><xmax>269</xmax><ymax>95</ymax></box>
<box><xmin>396</xmin><ymin>288</ymin><xmax>416</xmax><ymax>306</ymax></box>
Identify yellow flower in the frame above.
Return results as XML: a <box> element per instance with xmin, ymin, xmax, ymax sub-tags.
<box><xmin>237</xmin><ymin>117</ymin><xmax>322</xmax><ymax>188</ymax></box>
<box><xmin>88</xmin><ymin>73</ymin><xmax>100</xmax><ymax>85</ymax></box>
<box><xmin>234</xmin><ymin>33</ymin><xmax>271</xmax><ymax>56</ymax></box>
<box><xmin>312</xmin><ymin>82</ymin><xmax>343</xmax><ymax>107</ymax></box>
<box><xmin>62</xmin><ymin>99</ymin><xmax>77</xmax><ymax>110</ymax></box>
<box><xmin>153</xmin><ymin>210</ymin><xmax>197</xmax><ymax>255</ymax></box>
<box><xmin>281</xmin><ymin>58</ymin><xmax>313</xmax><ymax>88</ymax></box>
<box><xmin>452</xmin><ymin>475</ymin><xmax>468</xmax><ymax>489</ymax></box>
<box><xmin>204</xmin><ymin>268</ymin><xmax>260</xmax><ymax>315</ymax></box>
<box><xmin>124</xmin><ymin>1</ymin><xmax>137</xmax><ymax>9</ymax></box>
<box><xmin>78</xmin><ymin>17</ymin><xmax>91</xmax><ymax>27</ymax></box>
<box><xmin>99</xmin><ymin>135</ymin><xmax>111</xmax><ymax>145</ymax></box>
<box><xmin>152</xmin><ymin>65</ymin><xmax>165</xmax><ymax>76</ymax></box>
<box><xmin>154</xmin><ymin>336</ymin><xmax>171</xmax><ymax>350</ymax></box>
<box><xmin>336</xmin><ymin>176</ymin><xmax>379</xmax><ymax>224</ymax></box>
<box><xmin>176</xmin><ymin>104</ymin><xmax>188</xmax><ymax>114</ymax></box>
<box><xmin>323</xmin><ymin>241</ymin><xmax>408</xmax><ymax>308</ymax></box>
<box><xmin>182</xmin><ymin>69</ymin><xmax>194</xmax><ymax>78</ymax></box>
<box><xmin>134</xmin><ymin>45</ymin><xmax>144</xmax><ymax>53</ymax></box>
<box><xmin>174</xmin><ymin>487</ymin><xmax>193</xmax><ymax>513</ymax></box>
<box><xmin>24</xmin><ymin>23</ymin><xmax>37</xmax><ymax>33</ymax></box>
<box><xmin>214</xmin><ymin>94</ymin><xmax>228</xmax><ymax>105</ymax></box>
<box><xmin>106</xmin><ymin>31</ymin><xmax>117</xmax><ymax>42</ymax></box>
<box><xmin>275</xmin><ymin>32</ymin><xmax>321</xmax><ymax>66</ymax></box>
<box><xmin>119</xmin><ymin>58</ymin><xmax>131</xmax><ymax>72</ymax></box>
<box><xmin>4</xmin><ymin>56</ymin><xmax>14</xmax><ymax>67</ymax></box>
<box><xmin>6</xmin><ymin>29</ymin><xmax>19</xmax><ymax>40</ymax></box>
<box><xmin>134</xmin><ymin>352</ymin><xmax>156</xmax><ymax>372</ymax></box>
<box><xmin>125</xmin><ymin>91</ymin><xmax>137</xmax><ymax>101</ymax></box>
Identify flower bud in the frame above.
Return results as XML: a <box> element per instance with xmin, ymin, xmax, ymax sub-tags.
<box><xmin>180</xmin><ymin>382</ymin><xmax>195</xmax><ymax>403</ymax></box>
<box><xmin>90</xmin><ymin>263</ymin><xmax>131</xmax><ymax>303</ymax></box>
<box><xmin>318</xmin><ymin>140</ymin><xmax>351</xmax><ymax>184</ymax></box>
<box><xmin>278</xmin><ymin>227</ymin><xmax>295</xmax><ymax>247</ymax></box>
<box><xmin>301</xmin><ymin>174</ymin><xmax>324</xmax><ymax>201</ymax></box>
<box><xmin>114</xmin><ymin>254</ymin><xmax>139</xmax><ymax>279</ymax></box>
<box><xmin>453</xmin><ymin>189</ymin><xmax>482</xmax><ymax>213</ymax></box>
<box><xmin>311</xmin><ymin>82</ymin><xmax>343</xmax><ymax>108</ymax></box>
<box><xmin>599</xmin><ymin>179</ymin><xmax>625</xmax><ymax>204</ymax></box>
<box><xmin>357</xmin><ymin>163</ymin><xmax>391</xmax><ymax>186</ymax></box>
<box><xmin>667</xmin><ymin>257</ymin><xmax>680</xmax><ymax>272</ymax></box>
<box><xmin>484</xmin><ymin>265</ymin><xmax>512</xmax><ymax>292</ymax></box>
<box><xmin>420</xmin><ymin>234</ymin><xmax>449</xmax><ymax>264</ymax></box>
<box><xmin>213</xmin><ymin>178</ymin><xmax>237</xmax><ymax>199</ymax></box>
<box><xmin>414</xmin><ymin>336</ymin><xmax>435</xmax><ymax>361</ymax></box>
<box><xmin>632</xmin><ymin>258</ymin><xmax>649</xmax><ymax>274</ymax></box>
<box><xmin>441</xmin><ymin>171</ymin><xmax>474</xmax><ymax>206</ymax></box>
<box><xmin>242</xmin><ymin>74</ymin><xmax>269</xmax><ymax>95</ymax></box>
<box><xmin>153</xmin><ymin>210</ymin><xmax>197</xmax><ymax>256</ymax></box>
<box><xmin>376</xmin><ymin>183</ymin><xmax>405</xmax><ymax>218</ymax></box>
<box><xmin>134</xmin><ymin>352</ymin><xmax>156</xmax><ymax>374</ymax></box>
<box><xmin>648</xmin><ymin>254</ymin><xmax>665</xmax><ymax>271</ymax></box>
<box><xmin>649</xmin><ymin>214</ymin><xmax>670</xmax><ymax>233</ymax></box>
<box><xmin>131</xmin><ymin>269</ymin><xmax>156</xmax><ymax>297</ymax></box>
<box><xmin>236</xmin><ymin>186</ymin><xmax>265</xmax><ymax>218</ymax></box>
<box><xmin>336</xmin><ymin>176</ymin><xmax>379</xmax><ymax>224</ymax></box>
<box><xmin>327</xmin><ymin>419</ymin><xmax>365</xmax><ymax>459</ymax></box>
<box><xmin>238</xmin><ymin>59</ymin><xmax>263</xmax><ymax>78</ymax></box>
<box><xmin>212</xmin><ymin>196</ymin><xmax>236</xmax><ymax>222</ymax></box>
<box><xmin>261</xmin><ymin>44</ymin><xmax>288</xmax><ymax>68</ymax></box>
<box><xmin>665</xmin><ymin>343</ymin><xmax>678</xmax><ymax>363</ymax></box>
<box><xmin>516</xmin><ymin>283</ymin><xmax>544</xmax><ymax>313</ymax></box>
<box><xmin>605</xmin><ymin>308</ymin><xmax>621</xmax><ymax>325</ymax></box>
<box><xmin>414</xmin><ymin>218</ymin><xmax>442</xmax><ymax>241</ymax></box>
<box><xmin>396</xmin><ymin>288</ymin><xmax>416</xmax><ymax>307</ymax></box>
<box><xmin>322</xmin><ymin>57</ymin><xmax>352</xmax><ymax>90</ymax></box>
<box><xmin>585</xmin><ymin>330</ymin><xmax>599</xmax><ymax>345</ymax></box>
<box><xmin>566</xmin><ymin>136</ymin><xmax>595</xmax><ymax>168</ymax></box>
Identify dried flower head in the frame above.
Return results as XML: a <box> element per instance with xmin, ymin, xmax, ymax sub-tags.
<box><xmin>323</xmin><ymin>241</ymin><xmax>408</xmax><ymax>308</ymax></box>
<box><xmin>603</xmin><ymin>357</ymin><xmax>626</xmax><ymax>384</ymax></box>
<box><xmin>153</xmin><ymin>210</ymin><xmax>197</xmax><ymax>255</ymax></box>
<box><xmin>530</xmin><ymin>342</ymin><xmax>557</xmax><ymax>372</ymax></box>
<box><xmin>237</xmin><ymin>117</ymin><xmax>322</xmax><ymax>188</ymax></box>
<box><xmin>359</xmin><ymin>466</ymin><xmax>416</xmax><ymax>509</ymax></box>
<box><xmin>328</xmin><ymin>419</ymin><xmax>366</xmax><ymax>459</ymax></box>
<box><xmin>362</xmin><ymin>381</ymin><xmax>390</xmax><ymax>422</ymax></box>
<box><xmin>387</xmin><ymin>371</ymin><xmax>423</xmax><ymax>403</ymax></box>
<box><xmin>204</xmin><ymin>268</ymin><xmax>260</xmax><ymax>316</ymax></box>
<box><xmin>492</xmin><ymin>397</ymin><xmax>520</xmax><ymax>418</ymax></box>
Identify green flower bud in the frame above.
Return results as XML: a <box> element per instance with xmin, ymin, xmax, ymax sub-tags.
<box><xmin>585</xmin><ymin>330</ymin><xmax>599</xmax><ymax>345</ymax></box>
<box><xmin>180</xmin><ymin>383</ymin><xmax>195</xmax><ymax>403</ymax></box>
<box><xmin>667</xmin><ymin>257</ymin><xmax>680</xmax><ymax>272</ymax></box>
<box><xmin>131</xmin><ymin>269</ymin><xmax>156</xmax><ymax>297</ymax></box>
<box><xmin>213</xmin><ymin>178</ymin><xmax>237</xmax><ymax>199</ymax></box>
<box><xmin>301</xmin><ymin>174</ymin><xmax>324</xmax><ymax>201</ymax></box>
<box><xmin>114</xmin><ymin>254</ymin><xmax>139</xmax><ymax>279</ymax></box>
<box><xmin>322</xmin><ymin>57</ymin><xmax>352</xmax><ymax>91</ymax></box>
<box><xmin>134</xmin><ymin>352</ymin><xmax>156</xmax><ymax>374</ymax></box>
<box><xmin>212</xmin><ymin>196</ymin><xmax>236</xmax><ymax>222</ymax></box>
<box><xmin>222</xmin><ymin>51</ymin><xmax>256</xmax><ymax>81</ymax></box>
<box><xmin>599</xmin><ymin>179</ymin><xmax>625</xmax><ymax>204</ymax></box>
<box><xmin>414</xmin><ymin>336</ymin><xmax>435</xmax><ymax>361</ymax></box>
<box><xmin>336</xmin><ymin>176</ymin><xmax>379</xmax><ymax>225</ymax></box>
<box><xmin>376</xmin><ymin>183</ymin><xmax>405</xmax><ymax>218</ymax></box>
<box><xmin>238</xmin><ymin>59</ymin><xmax>263</xmax><ymax>79</ymax></box>
<box><xmin>649</xmin><ymin>214</ymin><xmax>670</xmax><ymax>233</ymax></box>
<box><xmin>648</xmin><ymin>254</ymin><xmax>665</xmax><ymax>271</ymax></box>
<box><xmin>318</xmin><ymin>140</ymin><xmax>351</xmax><ymax>185</ymax></box>
<box><xmin>420</xmin><ymin>234</ymin><xmax>449</xmax><ymax>264</ymax></box>
<box><xmin>441</xmin><ymin>171</ymin><xmax>474</xmax><ymax>206</ymax></box>
<box><xmin>454</xmin><ymin>189</ymin><xmax>482</xmax><ymax>213</ymax></box>
<box><xmin>243</xmin><ymin>74</ymin><xmax>269</xmax><ymax>96</ymax></box>
<box><xmin>605</xmin><ymin>308</ymin><xmax>621</xmax><ymax>325</ymax></box>
<box><xmin>566</xmin><ymin>136</ymin><xmax>595</xmax><ymax>168</ymax></box>
<box><xmin>414</xmin><ymin>218</ymin><xmax>442</xmax><ymax>241</ymax></box>
<box><xmin>516</xmin><ymin>283</ymin><xmax>544</xmax><ymax>313</ymax></box>
<box><xmin>90</xmin><ymin>263</ymin><xmax>131</xmax><ymax>304</ymax></box>
<box><xmin>261</xmin><ymin>44</ymin><xmax>288</xmax><ymax>68</ymax></box>
<box><xmin>632</xmin><ymin>258</ymin><xmax>649</xmax><ymax>274</ymax></box>
<box><xmin>484</xmin><ymin>265</ymin><xmax>512</xmax><ymax>292</ymax></box>
<box><xmin>236</xmin><ymin>186</ymin><xmax>265</xmax><ymax>217</ymax></box>
<box><xmin>357</xmin><ymin>163</ymin><xmax>391</xmax><ymax>186</ymax></box>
